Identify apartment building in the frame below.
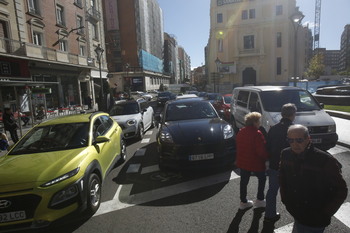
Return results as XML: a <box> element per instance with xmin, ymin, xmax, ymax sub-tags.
<box><xmin>164</xmin><ymin>33</ymin><xmax>179</xmax><ymax>84</ymax></box>
<box><xmin>104</xmin><ymin>0</ymin><xmax>169</xmax><ymax>92</ymax></box>
<box><xmin>207</xmin><ymin>0</ymin><xmax>310</xmax><ymax>93</ymax></box>
<box><xmin>339</xmin><ymin>24</ymin><xmax>350</xmax><ymax>72</ymax></box>
<box><xmin>0</xmin><ymin>0</ymin><xmax>107</xmax><ymax>111</ymax></box>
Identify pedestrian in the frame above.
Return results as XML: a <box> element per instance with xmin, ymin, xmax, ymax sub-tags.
<box><xmin>279</xmin><ymin>124</ymin><xmax>347</xmax><ymax>233</ymax></box>
<box><xmin>3</xmin><ymin>108</ymin><xmax>19</xmax><ymax>143</ymax></box>
<box><xmin>263</xmin><ymin>103</ymin><xmax>297</xmax><ymax>229</ymax></box>
<box><xmin>0</xmin><ymin>132</ymin><xmax>9</xmax><ymax>151</ymax></box>
<box><xmin>235</xmin><ymin>112</ymin><xmax>269</xmax><ymax>210</ymax></box>
<box><xmin>20</xmin><ymin>111</ymin><xmax>30</xmax><ymax>126</ymax></box>
<box><xmin>85</xmin><ymin>95</ymin><xmax>92</xmax><ymax>109</ymax></box>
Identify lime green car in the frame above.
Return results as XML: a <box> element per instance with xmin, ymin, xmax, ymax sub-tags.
<box><xmin>0</xmin><ymin>112</ymin><xmax>126</xmax><ymax>230</ymax></box>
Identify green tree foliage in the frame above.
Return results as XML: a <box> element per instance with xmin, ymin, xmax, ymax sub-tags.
<box><xmin>305</xmin><ymin>53</ymin><xmax>325</xmax><ymax>79</ymax></box>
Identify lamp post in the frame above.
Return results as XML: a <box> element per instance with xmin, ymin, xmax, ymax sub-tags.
<box><xmin>95</xmin><ymin>44</ymin><xmax>104</xmax><ymax>111</ymax></box>
<box><xmin>215</xmin><ymin>57</ymin><xmax>221</xmax><ymax>92</ymax></box>
<box><xmin>125</xmin><ymin>63</ymin><xmax>130</xmax><ymax>98</ymax></box>
<box><xmin>290</xmin><ymin>10</ymin><xmax>304</xmax><ymax>87</ymax></box>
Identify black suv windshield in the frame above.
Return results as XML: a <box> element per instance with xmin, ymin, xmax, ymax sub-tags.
<box><xmin>260</xmin><ymin>90</ymin><xmax>321</xmax><ymax>112</ymax></box>
<box><xmin>165</xmin><ymin>101</ymin><xmax>218</xmax><ymax>121</ymax></box>
<box><xmin>109</xmin><ymin>102</ymin><xmax>139</xmax><ymax>115</ymax></box>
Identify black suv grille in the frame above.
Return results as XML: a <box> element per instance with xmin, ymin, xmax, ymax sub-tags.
<box><xmin>308</xmin><ymin>126</ymin><xmax>328</xmax><ymax>134</ymax></box>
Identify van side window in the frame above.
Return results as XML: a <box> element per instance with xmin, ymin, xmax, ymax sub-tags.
<box><xmin>248</xmin><ymin>92</ymin><xmax>261</xmax><ymax>113</ymax></box>
<box><xmin>237</xmin><ymin>91</ymin><xmax>249</xmax><ymax>107</ymax></box>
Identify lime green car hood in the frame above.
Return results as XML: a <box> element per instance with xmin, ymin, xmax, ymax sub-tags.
<box><xmin>0</xmin><ymin>148</ymin><xmax>87</xmax><ymax>186</ymax></box>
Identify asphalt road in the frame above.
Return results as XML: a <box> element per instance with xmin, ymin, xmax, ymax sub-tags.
<box><xmin>17</xmin><ymin>127</ymin><xmax>350</xmax><ymax>233</ymax></box>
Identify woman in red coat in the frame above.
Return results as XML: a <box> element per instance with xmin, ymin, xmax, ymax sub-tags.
<box><xmin>236</xmin><ymin>112</ymin><xmax>269</xmax><ymax>210</ymax></box>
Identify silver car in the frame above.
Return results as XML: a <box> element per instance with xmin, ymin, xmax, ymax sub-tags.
<box><xmin>109</xmin><ymin>98</ymin><xmax>155</xmax><ymax>140</ymax></box>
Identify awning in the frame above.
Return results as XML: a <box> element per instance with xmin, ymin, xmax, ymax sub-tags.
<box><xmin>0</xmin><ymin>80</ymin><xmax>59</xmax><ymax>86</ymax></box>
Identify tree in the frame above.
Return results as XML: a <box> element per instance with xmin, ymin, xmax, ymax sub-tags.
<box><xmin>304</xmin><ymin>53</ymin><xmax>325</xmax><ymax>79</ymax></box>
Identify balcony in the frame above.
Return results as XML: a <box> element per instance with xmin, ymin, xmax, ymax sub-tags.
<box><xmin>87</xmin><ymin>7</ymin><xmax>101</xmax><ymax>22</ymax></box>
<box><xmin>239</xmin><ymin>48</ymin><xmax>261</xmax><ymax>57</ymax></box>
<box><xmin>0</xmin><ymin>37</ymin><xmax>93</xmax><ymax>67</ymax></box>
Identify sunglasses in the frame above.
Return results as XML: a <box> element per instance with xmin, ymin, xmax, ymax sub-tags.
<box><xmin>287</xmin><ymin>138</ymin><xmax>305</xmax><ymax>144</ymax></box>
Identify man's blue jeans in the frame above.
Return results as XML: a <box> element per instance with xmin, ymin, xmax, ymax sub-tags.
<box><xmin>292</xmin><ymin>220</ymin><xmax>326</xmax><ymax>233</ymax></box>
<box><xmin>265</xmin><ymin>169</ymin><xmax>279</xmax><ymax>218</ymax></box>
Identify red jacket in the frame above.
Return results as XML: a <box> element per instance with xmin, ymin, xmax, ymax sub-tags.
<box><xmin>236</xmin><ymin>126</ymin><xmax>269</xmax><ymax>172</ymax></box>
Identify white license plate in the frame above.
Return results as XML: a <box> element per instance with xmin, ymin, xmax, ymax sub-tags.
<box><xmin>189</xmin><ymin>153</ymin><xmax>214</xmax><ymax>161</ymax></box>
<box><xmin>0</xmin><ymin>211</ymin><xmax>26</xmax><ymax>223</ymax></box>
<box><xmin>312</xmin><ymin>138</ymin><xmax>322</xmax><ymax>144</ymax></box>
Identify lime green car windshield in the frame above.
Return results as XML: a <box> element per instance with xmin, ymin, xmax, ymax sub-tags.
<box><xmin>9</xmin><ymin>123</ymin><xmax>90</xmax><ymax>155</ymax></box>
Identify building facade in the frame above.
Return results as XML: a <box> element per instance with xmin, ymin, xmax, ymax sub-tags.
<box><xmin>104</xmin><ymin>0</ymin><xmax>169</xmax><ymax>93</ymax></box>
<box><xmin>207</xmin><ymin>0</ymin><xmax>309</xmax><ymax>93</ymax></box>
<box><xmin>0</xmin><ymin>0</ymin><xmax>108</xmax><ymax>111</ymax></box>
<box><xmin>339</xmin><ymin>24</ymin><xmax>350</xmax><ymax>72</ymax></box>
<box><xmin>164</xmin><ymin>33</ymin><xmax>179</xmax><ymax>84</ymax></box>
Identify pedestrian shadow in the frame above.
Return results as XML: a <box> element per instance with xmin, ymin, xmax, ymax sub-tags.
<box><xmin>227</xmin><ymin>207</ymin><xmax>265</xmax><ymax>233</ymax></box>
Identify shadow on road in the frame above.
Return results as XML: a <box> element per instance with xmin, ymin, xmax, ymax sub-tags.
<box><xmin>227</xmin><ymin>207</ymin><xmax>265</xmax><ymax>233</ymax></box>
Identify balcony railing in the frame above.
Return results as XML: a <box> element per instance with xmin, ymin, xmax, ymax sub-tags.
<box><xmin>0</xmin><ymin>37</ymin><xmax>92</xmax><ymax>67</ymax></box>
<box><xmin>87</xmin><ymin>7</ymin><xmax>101</xmax><ymax>21</ymax></box>
<box><xmin>239</xmin><ymin>48</ymin><xmax>261</xmax><ymax>55</ymax></box>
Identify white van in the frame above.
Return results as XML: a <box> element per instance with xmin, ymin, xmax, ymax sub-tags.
<box><xmin>230</xmin><ymin>86</ymin><xmax>338</xmax><ymax>150</ymax></box>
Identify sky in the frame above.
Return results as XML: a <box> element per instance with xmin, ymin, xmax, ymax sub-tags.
<box><xmin>157</xmin><ymin>0</ymin><xmax>350</xmax><ymax>69</ymax></box>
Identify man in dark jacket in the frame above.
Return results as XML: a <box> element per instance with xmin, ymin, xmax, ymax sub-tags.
<box><xmin>263</xmin><ymin>103</ymin><xmax>297</xmax><ymax>227</ymax></box>
<box><xmin>279</xmin><ymin>124</ymin><xmax>347</xmax><ymax>233</ymax></box>
<box><xmin>3</xmin><ymin>108</ymin><xmax>19</xmax><ymax>143</ymax></box>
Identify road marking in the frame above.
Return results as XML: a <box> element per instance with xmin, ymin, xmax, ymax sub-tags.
<box><xmin>141</xmin><ymin>138</ymin><xmax>150</xmax><ymax>144</ymax></box>
<box><xmin>328</xmin><ymin>145</ymin><xmax>348</xmax><ymax>155</ymax></box>
<box><xmin>334</xmin><ymin>202</ymin><xmax>350</xmax><ymax>227</ymax></box>
<box><xmin>126</xmin><ymin>164</ymin><xmax>141</xmax><ymax>173</ymax></box>
<box><xmin>145</xmin><ymin>131</ymin><xmax>153</xmax><ymax>135</ymax></box>
<box><xmin>95</xmin><ymin>170</ymin><xmax>240</xmax><ymax>217</ymax></box>
<box><xmin>134</xmin><ymin>148</ymin><xmax>146</xmax><ymax>156</ymax></box>
<box><xmin>274</xmin><ymin>223</ymin><xmax>294</xmax><ymax>233</ymax></box>
<box><xmin>141</xmin><ymin>165</ymin><xmax>159</xmax><ymax>174</ymax></box>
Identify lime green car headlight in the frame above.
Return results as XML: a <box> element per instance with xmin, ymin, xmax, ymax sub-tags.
<box><xmin>50</xmin><ymin>183</ymin><xmax>80</xmax><ymax>207</ymax></box>
<box><xmin>41</xmin><ymin>168</ymin><xmax>80</xmax><ymax>187</ymax></box>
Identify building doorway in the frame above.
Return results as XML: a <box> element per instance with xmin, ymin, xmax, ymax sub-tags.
<box><xmin>242</xmin><ymin>67</ymin><xmax>256</xmax><ymax>86</ymax></box>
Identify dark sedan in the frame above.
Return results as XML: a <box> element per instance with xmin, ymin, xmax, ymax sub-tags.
<box><xmin>156</xmin><ymin>98</ymin><xmax>236</xmax><ymax>170</ymax></box>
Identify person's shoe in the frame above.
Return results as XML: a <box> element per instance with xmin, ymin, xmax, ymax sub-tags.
<box><xmin>264</xmin><ymin>213</ymin><xmax>281</xmax><ymax>223</ymax></box>
<box><xmin>239</xmin><ymin>200</ymin><xmax>253</xmax><ymax>210</ymax></box>
<box><xmin>254</xmin><ymin>199</ymin><xmax>266</xmax><ymax>208</ymax></box>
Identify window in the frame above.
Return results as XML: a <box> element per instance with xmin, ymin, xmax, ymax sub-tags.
<box><xmin>248</xmin><ymin>93</ymin><xmax>261</xmax><ymax>113</ymax></box>
<box><xmin>28</xmin><ymin>0</ymin><xmax>40</xmax><ymax>15</ymax></box>
<box><xmin>33</xmin><ymin>31</ymin><xmax>43</xmax><ymax>45</ymax></box>
<box><xmin>74</xmin><ymin>0</ymin><xmax>83</xmax><ymax>8</ymax></box>
<box><xmin>237</xmin><ymin>91</ymin><xmax>249</xmax><ymax>107</ymax></box>
<box><xmin>244</xmin><ymin>35</ymin><xmax>254</xmax><ymax>49</ymax></box>
<box><xmin>79</xmin><ymin>45</ymin><xmax>85</xmax><ymax>56</ymax></box>
<box><xmin>249</xmin><ymin>9</ymin><xmax>255</xmax><ymax>19</ymax></box>
<box><xmin>218</xmin><ymin>39</ymin><xmax>223</xmax><ymax>52</ymax></box>
<box><xmin>92</xmin><ymin>23</ymin><xmax>98</xmax><ymax>40</ymax></box>
<box><xmin>241</xmin><ymin>10</ymin><xmax>248</xmax><ymax>20</ymax></box>
<box><xmin>59</xmin><ymin>40</ymin><xmax>67</xmax><ymax>51</ymax></box>
<box><xmin>276</xmin><ymin>5</ymin><xmax>283</xmax><ymax>16</ymax></box>
<box><xmin>277</xmin><ymin>57</ymin><xmax>282</xmax><ymax>75</ymax></box>
<box><xmin>217</xmin><ymin>13</ymin><xmax>223</xmax><ymax>23</ymax></box>
<box><xmin>56</xmin><ymin>5</ymin><xmax>65</xmax><ymax>26</ymax></box>
<box><xmin>277</xmin><ymin>32</ymin><xmax>282</xmax><ymax>47</ymax></box>
<box><xmin>76</xmin><ymin>16</ymin><xmax>84</xmax><ymax>34</ymax></box>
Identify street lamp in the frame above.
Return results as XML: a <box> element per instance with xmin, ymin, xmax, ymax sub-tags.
<box><xmin>95</xmin><ymin>44</ymin><xmax>104</xmax><ymax>111</ymax></box>
<box><xmin>125</xmin><ymin>63</ymin><xmax>130</xmax><ymax>98</ymax></box>
<box><xmin>215</xmin><ymin>57</ymin><xmax>221</xmax><ymax>92</ymax></box>
<box><xmin>290</xmin><ymin>9</ymin><xmax>304</xmax><ymax>87</ymax></box>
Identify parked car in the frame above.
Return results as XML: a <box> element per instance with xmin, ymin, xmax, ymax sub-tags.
<box><xmin>157</xmin><ymin>91</ymin><xmax>176</xmax><ymax>106</ymax></box>
<box><xmin>157</xmin><ymin>98</ymin><xmax>236</xmax><ymax>170</ymax></box>
<box><xmin>109</xmin><ymin>98</ymin><xmax>154</xmax><ymax>140</ymax></box>
<box><xmin>230</xmin><ymin>86</ymin><xmax>338</xmax><ymax>150</ymax></box>
<box><xmin>213</xmin><ymin>94</ymin><xmax>232</xmax><ymax>122</ymax></box>
<box><xmin>0</xmin><ymin>112</ymin><xmax>126</xmax><ymax>230</ymax></box>
<box><xmin>205</xmin><ymin>93</ymin><xmax>220</xmax><ymax>104</ymax></box>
